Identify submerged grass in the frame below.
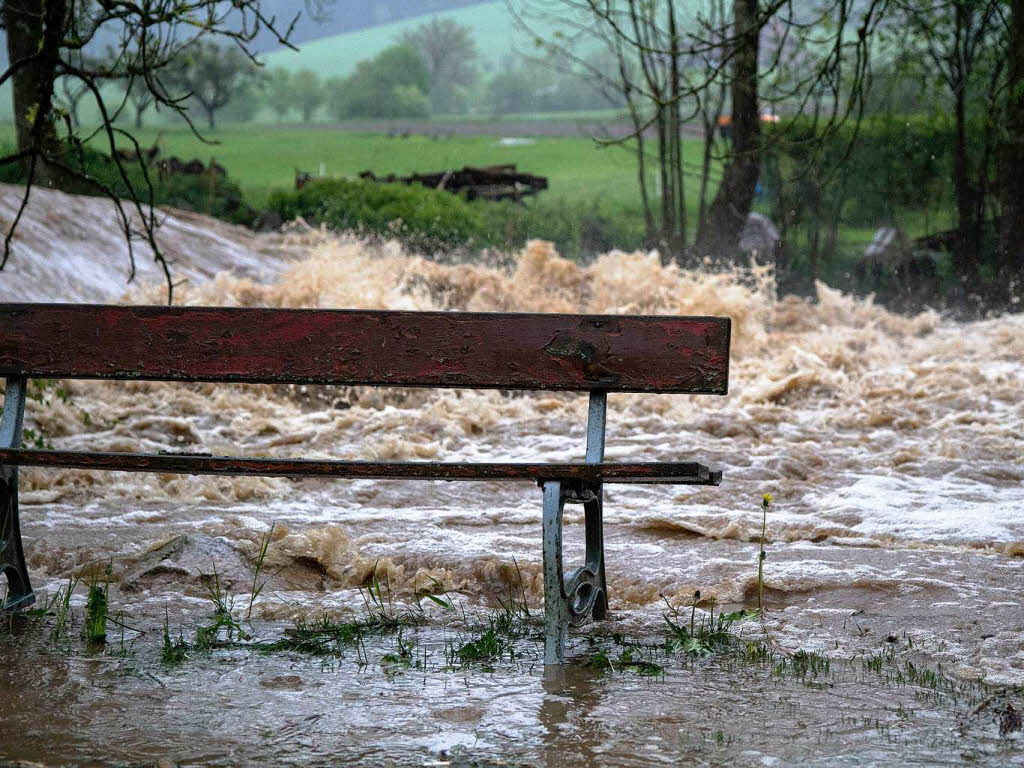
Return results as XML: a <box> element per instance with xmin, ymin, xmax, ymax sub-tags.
<box><xmin>194</xmin><ymin>562</ymin><xmax>247</xmax><ymax>649</ymax></box>
<box><xmin>161</xmin><ymin>609</ymin><xmax>189</xmax><ymax>665</ymax></box>
<box><xmin>246</xmin><ymin>523</ymin><xmax>276</xmax><ymax>621</ymax></box>
<box><xmin>662</xmin><ymin>591</ymin><xmax>760</xmax><ymax>657</ymax></box>
<box><xmin>83</xmin><ymin>563</ymin><xmax>111</xmax><ymax>646</ymax></box>
<box><xmin>588</xmin><ymin>646</ymin><xmax>665</xmax><ymax>676</ymax></box>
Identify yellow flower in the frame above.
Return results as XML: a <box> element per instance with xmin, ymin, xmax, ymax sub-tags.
<box><xmin>762</xmin><ymin>493</ymin><xmax>774</xmax><ymax>507</ymax></box>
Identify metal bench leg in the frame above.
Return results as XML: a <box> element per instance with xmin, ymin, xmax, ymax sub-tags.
<box><xmin>542</xmin><ymin>391</ymin><xmax>611</xmax><ymax>665</ymax></box>
<box><xmin>541</xmin><ymin>479</ymin><xmax>608</xmax><ymax>665</ymax></box>
<box><xmin>542</xmin><ymin>480</ymin><xmax>567</xmax><ymax>665</ymax></box>
<box><xmin>584</xmin><ymin>391</ymin><xmax>608</xmax><ymax>620</ymax></box>
<box><xmin>1</xmin><ymin>376</ymin><xmax>34</xmax><ymax>611</ymax></box>
<box><xmin>583</xmin><ymin>489</ymin><xmax>608</xmax><ymax>620</ymax></box>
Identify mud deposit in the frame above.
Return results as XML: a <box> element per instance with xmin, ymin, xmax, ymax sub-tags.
<box><xmin>0</xmin><ymin>223</ymin><xmax>1022</xmax><ymax>765</ymax></box>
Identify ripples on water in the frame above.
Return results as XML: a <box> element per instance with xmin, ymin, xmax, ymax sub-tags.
<box><xmin>2</xmin><ymin>235</ymin><xmax>1022</xmax><ymax>764</ymax></box>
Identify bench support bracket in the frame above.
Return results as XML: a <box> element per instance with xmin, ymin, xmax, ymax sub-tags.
<box><xmin>542</xmin><ymin>391</ymin><xmax>609</xmax><ymax>665</ymax></box>
<box><xmin>1</xmin><ymin>376</ymin><xmax>33</xmax><ymax>611</ymax></box>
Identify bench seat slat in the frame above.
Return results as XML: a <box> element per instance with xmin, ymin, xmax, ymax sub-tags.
<box><xmin>0</xmin><ymin>304</ymin><xmax>730</xmax><ymax>394</ymax></box>
<box><xmin>0</xmin><ymin>449</ymin><xmax>722</xmax><ymax>485</ymax></box>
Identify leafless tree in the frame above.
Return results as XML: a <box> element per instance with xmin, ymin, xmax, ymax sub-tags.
<box><xmin>0</xmin><ymin>0</ymin><xmax>319</xmax><ymax>301</ymax></box>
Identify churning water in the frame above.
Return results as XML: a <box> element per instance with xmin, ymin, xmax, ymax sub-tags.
<box><xmin>0</xmin><ymin>188</ymin><xmax>1021</xmax><ymax>765</ymax></box>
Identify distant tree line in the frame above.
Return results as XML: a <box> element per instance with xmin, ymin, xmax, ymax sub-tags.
<box><xmin>114</xmin><ymin>17</ymin><xmax>622</xmax><ymax>129</ymax></box>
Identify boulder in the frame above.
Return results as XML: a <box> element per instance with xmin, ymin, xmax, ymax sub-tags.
<box><xmin>120</xmin><ymin>534</ymin><xmax>251</xmax><ymax>594</ymax></box>
<box><xmin>120</xmin><ymin>532</ymin><xmax>331</xmax><ymax>595</ymax></box>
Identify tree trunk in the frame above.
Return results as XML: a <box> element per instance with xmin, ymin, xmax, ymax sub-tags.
<box><xmin>952</xmin><ymin>82</ymin><xmax>980</xmax><ymax>276</ymax></box>
<box><xmin>4</xmin><ymin>0</ymin><xmax>68</xmax><ymax>188</ymax></box>
<box><xmin>656</xmin><ymin>108</ymin><xmax>671</xmax><ymax>253</ymax></box>
<box><xmin>999</xmin><ymin>0</ymin><xmax>1024</xmax><ymax>277</ymax></box>
<box><xmin>635</xmin><ymin>129</ymin><xmax>655</xmax><ymax>246</ymax></box>
<box><xmin>668</xmin><ymin>0</ymin><xmax>687</xmax><ymax>256</ymax></box>
<box><xmin>693</xmin><ymin>0</ymin><xmax>760</xmax><ymax>261</ymax></box>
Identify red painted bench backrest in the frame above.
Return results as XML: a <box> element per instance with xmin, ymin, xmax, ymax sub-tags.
<box><xmin>0</xmin><ymin>304</ymin><xmax>730</xmax><ymax>394</ymax></box>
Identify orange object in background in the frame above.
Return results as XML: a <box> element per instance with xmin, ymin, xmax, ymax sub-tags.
<box><xmin>716</xmin><ymin>112</ymin><xmax>778</xmax><ymax>125</ymax></box>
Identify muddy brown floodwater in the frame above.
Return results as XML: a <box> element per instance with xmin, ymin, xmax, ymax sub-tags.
<box><xmin>0</xmin><ymin>236</ymin><xmax>1022</xmax><ymax>766</ymax></box>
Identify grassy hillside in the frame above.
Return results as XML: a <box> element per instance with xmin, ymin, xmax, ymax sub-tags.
<box><xmin>262</xmin><ymin>1</ymin><xmax>554</xmax><ymax>77</ymax></box>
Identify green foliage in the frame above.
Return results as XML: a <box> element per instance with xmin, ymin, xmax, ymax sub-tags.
<box><xmin>399</xmin><ymin>18</ymin><xmax>481</xmax><ymax>114</ymax></box>
<box><xmin>83</xmin><ymin>566</ymin><xmax>110</xmax><ymax>646</ymax></box>
<box><xmin>194</xmin><ymin>563</ymin><xmax>246</xmax><ymax>649</ymax></box>
<box><xmin>485</xmin><ymin>71</ymin><xmax>537</xmax><ymax>116</ymax></box>
<box><xmin>485</xmin><ymin>55</ymin><xmax>618</xmax><ymax>116</ymax></box>
<box><xmin>220</xmin><ymin>78</ymin><xmax>263</xmax><ymax>124</ymax></box>
<box><xmin>162</xmin><ymin>616</ymin><xmax>189</xmax><ymax>665</ymax></box>
<box><xmin>0</xmin><ymin>141</ymin><xmax>256</xmax><ymax>226</ymax></box>
<box><xmin>246</xmin><ymin>523</ymin><xmax>275</xmax><ymax>620</ymax></box>
<box><xmin>760</xmin><ymin>114</ymin><xmax>976</xmax><ymax>293</ymax></box>
<box><xmin>259</xmin><ymin>68</ymin><xmax>325</xmax><ymax>124</ymax></box>
<box><xmin>268</xmin><ymin>176</ymin><xmax>645</xmax><ymax>259</ymax></box>
<box><xmin>763</xmin><ymin>115</ymin><xmax>954</xmax><ymax>231</ymax></box>
<box><xmin>168</xmin><ymin>40</ymin><xmax>260</xmax><ymax>129</ymax></box>
<box><xmin>453</xmin><ymin>626</ymin><xmax>505</xmax><ymax>665</ymax></box>
<box><xmin>292</xmin><ymin>69</ymin><xmax>325</xmax><ymax>123</ymax></box>
<box><xmin>588</xmin><ymin>646</ymin><xmax>665</xmax><ymax>676</ymax></box>
<box><xmin>329</xmin><ymin>45</ymin><xmax>432</xmax><ymax>119</ymax></box>
<box><xmin>49</xmin><ymin>576</ymin><xmax>80</xmax><ymax>643</ymax></box>
<box><xmin>269</xmin><ymin>177</ymin><xmax>486</xmax><ymax>253</ymax></box>
<box><xmin>663</xmin><ymin>591</ymin><xmax>758</xmax><ymax>657</ymax></box>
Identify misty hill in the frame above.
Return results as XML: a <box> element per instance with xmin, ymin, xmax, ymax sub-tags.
<box><xmin>0</xmin><ymin>1</ymin><xmax>490</xmax><ymax>63</ymax></box>
<box><xmin>251</xmin><ymin>0</ymin><xmax>493</xmax><ymax>50</ymax></box>
<box><xmin>262</xmin><ymin>1</ymin><xmax>534</xmax><ymax>76</ymax></box>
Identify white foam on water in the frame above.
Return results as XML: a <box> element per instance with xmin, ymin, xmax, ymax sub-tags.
<box><xmin>808</xmin><ymin>474</ymin><xmax>1024</xmax><ymax>545</ymax></box>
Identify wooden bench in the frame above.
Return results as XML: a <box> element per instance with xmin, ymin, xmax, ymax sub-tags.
<box><xmin>0</xmin><ymin>304</ymin><xmax>730</xmax><ymax>664</ymax></box>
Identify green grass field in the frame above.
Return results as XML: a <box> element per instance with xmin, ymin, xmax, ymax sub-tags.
<box><xmin>76</xmin><ymin>124</ymin><xmax>712</xmax><ymax>217</ymax></box>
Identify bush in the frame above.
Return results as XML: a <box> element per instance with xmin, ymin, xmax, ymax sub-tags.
<box><xmin>268</xmin><ymin>178</ymin><xmax>646</xmax><ymax>259</ymax></box>
<box><xmin>762</xmin><ymin>115</ymin><xmax>954</xmax><ymax>231</ymax></box>
<box><xmin>269</xmin><ymin>177</ymin><xmax>489</xmax><ymax>253</ymax></box>
<box><xmin>0</xmin><ymin>142</ymin><xmax>256</xmax><ymax>226</ymax></box>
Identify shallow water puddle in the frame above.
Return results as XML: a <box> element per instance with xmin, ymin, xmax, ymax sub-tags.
<box><xmin>0</xmin><ymin>605</ymin><xmax>1019</xmax><ymax>767</ymax></box>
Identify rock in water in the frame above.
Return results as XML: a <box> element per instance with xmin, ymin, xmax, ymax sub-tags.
<box><xmin>120</xmin><ymin>534</ymin><xmax>250</xmax><ymax>594</ymax></box>
<box><xmin>739</xmin><ymin>213</ymin><xmax>781</xmax><ymax>257</ymax></box>
<box><xmin>120</xmin><ymin>532</ymin><xmax>331</xmax><ymax>595</ymax></box>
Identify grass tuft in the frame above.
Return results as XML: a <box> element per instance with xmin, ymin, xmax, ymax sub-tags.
<box><xmin>83</xmin><ymin>562</ymin><xmax>111</xmax><ymax>646</ymax></box>
<box><xmin>194</xmin><ymin>562</ymin><xmax>247</xmax><ymax>649</ymax></box>
<box><xmin>663</xmin><ymin>592</ymin><xmax>758</xmax><ymax>657</ymax></box>
<box><xmin>161</xmin><ymin>608</ymin><xmax>189</xmax><ymax>665</ymax></box>
<box><xmin>246</xmin><ymin>522</ymin><xmax>276</xmax><ymax>620</ymax></box>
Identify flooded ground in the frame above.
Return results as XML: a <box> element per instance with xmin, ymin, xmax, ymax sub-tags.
<box><xmin>0</xmin><ymin>207</ymin><xmax>1021</xmax><ymax>765</ymax></box>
